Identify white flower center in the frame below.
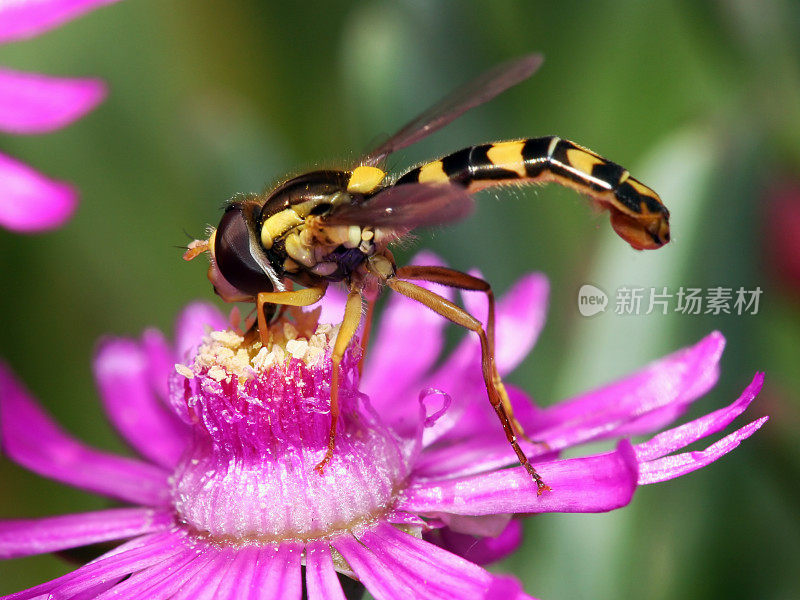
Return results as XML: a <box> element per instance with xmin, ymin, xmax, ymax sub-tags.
<box><xmin>168</xmin><ymin>323</ymin><xmax>412</xmax><ymax>542</ymax></box>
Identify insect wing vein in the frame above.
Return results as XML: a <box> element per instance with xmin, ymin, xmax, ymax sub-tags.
<box><xmin>362</xmin><ymin>53</ymin><xmax>544</xmax><ymax>166</ymax></box>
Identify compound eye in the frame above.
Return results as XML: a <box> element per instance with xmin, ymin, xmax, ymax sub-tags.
<box><xmin>214</xmin><ymin>205</ymin><xmax>275</xmax><ymax>297</ymax></box>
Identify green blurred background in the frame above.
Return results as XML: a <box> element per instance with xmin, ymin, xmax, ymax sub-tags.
<box><xmin>1</xmin><ymin>0</ymin><xmax>798</xmax><ymax>598</ymax></box>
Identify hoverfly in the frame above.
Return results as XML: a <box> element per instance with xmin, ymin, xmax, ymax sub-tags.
<box><xmin>185</xmin><ymin>54</ymin><xmax>670</xmax><ymax>494</ymax></box>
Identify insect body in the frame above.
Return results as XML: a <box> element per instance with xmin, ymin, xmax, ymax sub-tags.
<box><xmin>186</xmin><ymin>54</ymin><xmax>670</xmax><ymax>494</ymax></box>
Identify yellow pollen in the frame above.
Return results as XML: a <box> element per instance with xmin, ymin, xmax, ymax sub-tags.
<box><xmin>175</xmin><ymin>364</ymin><xmax>195</xmax><ymax>379</ymax></box>
<box><xmin>190</xmin><ymin>317</ymin><xmax>341</xmax><ymax>384</ymax></box>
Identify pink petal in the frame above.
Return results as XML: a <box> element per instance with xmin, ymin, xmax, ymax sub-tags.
<box><xmin>248</xmin><ymin>543</ymin><xmax>302</xmax><ymax>600</ymax></box>
<box><xmin>174</xmin><ymin>302</ymin><xmax>227</xmax><ymax>361</ymax></box>
<box><xmin>635</xmin><ymin>373</ymin><xmax>763</xmax><ymax>461</ymax></box>
<box><xmin>413</xmin><ymin>385</ymin><xmax>550</xmax><ymax>479</ymax></box>
<box><xmin>0</xmin><ymin>0</ymin><xmax>121</xmax><ymax>44</ymax></box>
<box><xmin>461</xmin><ymin>271</ymin><xmax>549</xmax><ymax>374</ymax></box>
<box><xmin>639</xmin><ymin>417</ymin><xmax>768</xmax><ymax>484</ymax></box>
<box><xmin>361</xmin><ymin>251</ymin><xmax>453</xmax><ymax>411</ymax></box>
<box><xmin>333</xmin><ymin>534</ymin><xmax>426</xmax><ymax>600</ymax></box>
<box><xmin>436</xmin><ymin>513</ymin><xmax>513</xmax><ymax>537</ymax></box>
<box><xmin>169</xmin><ymin>548</ymin><xmax>239</xmax><ymax>600</ymax></box>
<box><xmin>0</xmin><ymin>507</ymin><xmax>172</xmax><ymax>559</ymax></box>
<box><xmin>385</xmin><ymin>510</ymin><xmax>428</xmax><ymax>528</ymax></box>
<box><xmin>3</xmin><ymin>530</ymin><xmax>185</xmax><ymax>600</ymax></box>
<box><xmin>210</xmin><ymin>547</ymin><xmax>261</xmax><ymax>600</ymax></box>
<box><xmin>93</xmin><ymin>547</ymin><xmax>215</xmax><ymax>600</ymax></box>
<box><xmin>431</xmin><ymin>381</ymin><xmax>535</xmax><ymax>445</ymax></box>
<box><xmin>59</xmin><ymin>579</ymin><xmax>121</xmax><ymax>599</ymax></box>
<box><xmin>401</xmin><ymin>440</ymin><xmax>639</xmax><ymax>515</ymax></box>
<box><xmin>416</xmin><ymin>334</ymin><xmax>729</xmax><ymax>479</ymax></box>
<box><xmin>360</xmin><ymin>523</ymin><xmax>530</xmax><ymax>600</ymax></box>
<box><xmin>536</xmin><ymin>332</ymin><xmax>725</xmax><ymax>439</ymax></box>
<box><xmin>316</xmin><ymin>285</ymin><xmax>348</xmax><ymax>326</ymax></box>
<box><xmin>93</xmin><ymin>338</ymin><xmax>190</xmax><ymax>468</ymax></box>
<box><xmin>54</xmin><ymin>530</ymin><xmax>190</xmax><ymax>599</ymax></box>
<box><xmin>0</xmin><ymin>68</ymin><xmax>105</xmax><ymax>134</ymax></box>
<box><xmin>634</xmin><ymin>373</ymin><xmax>767</xmax><ymax>484</ymax></box>
<box><xmin>141</xmin><ymin>328</ymin><xmax>175</xmax><ymax>403</ymax></box>
<box><xmin>304</xmin><ymin>541</ymin><xmax>347</xmax><ymax>600</ymax></box>
<box><xmin>0</xmin><ymin>362</ymin><xmax>170</xmax><ymax>506</ymax></box>
<box><xmin>425</xmin><ymin>519</ymin><xmax>523</xmax><ymax>566</ymax></box>
<box><xmin>414</xmin><ymin>435</ymin><xmax>530</xmax><ymax>481</ymax></box>
<box><xmin>0</xmin><ymin>151</ymin><xmax>76</xmax><ymax>232</ymax></box>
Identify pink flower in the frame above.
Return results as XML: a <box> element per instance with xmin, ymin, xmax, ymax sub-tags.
<box><xmin>0</xmin><ymin>256</ymin><xmax>766</xmax><ymax>599</ymax></box>
<box><xmin>0</xmin><ymin>0</ymin><xmax>120</xmax><ymax>232</ymax></box>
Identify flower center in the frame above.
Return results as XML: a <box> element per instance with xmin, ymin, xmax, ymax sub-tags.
<box><xmin>168</xmin><ymin>316</ymin><xmax>411</xmax><ymax>542</ymax></box>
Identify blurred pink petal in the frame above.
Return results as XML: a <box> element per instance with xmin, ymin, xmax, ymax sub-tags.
<box><xmin>424</xmin><ymin>271</ymin><xmax>549</xmax><ymax>402</ymax></box>
<box><xmin>425</xmin><ymin>519</ymin><xmax>524</xmax><ymax>566</ymax></box>
<box><xmin>0</xmin><ymin>151</ymin><xmax>76</xmax><ymax>231</ymax></box>
<box><xmin>435</xmin><ymin>381</ymin><xmax>537</xmax><ymax>446</ymax></box>
<box><xmin>0</xmin><ymin>0</ymin><xmax>121</xmax><ymax>44</ymax></box>
<box><xmin>461</xmin><ymin>271</ymin><xmax>549</xmax><ymax>374</ymax></box>
<box><xmin>0</xmin><ymin>362</ymin><xmax>170</xmax><ymax>505</ymax></box>
<box><xmin>0</xmin><ymin>508</ymin><xmax>172</xmax><ymax>559</ymax></box>
<box><xmin>382</xmin><ymin>272</ymin><xmax>539</xmax><ymax>448</ymax></box>
<box><xmin>536</xmin><ymin>332</ymin><xmax>725</xmax><ymax>436</ymax></box>
<box><xmin>315</xmin><ymin>284</ymin><xmax>347</xmax><ymax>325</ymax></box>
<box><xmin>173</xmin><ymin>302</ymin><xmax>227</xmax><ymax>361</ymax></box>
<box><xmin>93</xmin><ymin>338</ymin><xmax>190</xmax><ymax>468</ymax></box>
<box><xmin>140</xmin><ymin>328</ymin><xmax>175</xmax><ymax>402</ymax></box>
<box><xmin>0</xmin><ymin>68</ymin><xmax>105</xmax><ymax>134</ymax></box>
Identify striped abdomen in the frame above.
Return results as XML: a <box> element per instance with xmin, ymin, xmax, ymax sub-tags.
<box><xmin>395</xmin><ymin>137</ymin><xmax>670</xmax><ymax>250</ymax></box>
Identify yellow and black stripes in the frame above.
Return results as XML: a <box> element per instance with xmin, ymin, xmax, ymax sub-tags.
<box><xmin>395</xmin><ymin>137</ymin><xmax>670</xmax><ymax>249</ymax></box>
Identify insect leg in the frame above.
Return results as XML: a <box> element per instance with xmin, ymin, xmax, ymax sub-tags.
<box><xmin>385</xmin><ymin>277</ymin><xmax>549</xmax><ymax>494</ymax></box>
<box><xmin>255</xmin><ymin>285</ymin><xmax>328</xmax><ymax>345</ymax></box>
<box><xmin>356</xmin><ymin>277</ymin><xmax>381</xmax><ymax>377</ymax></box>
<box><xmin>394</xmin><ymin>265</ymin><xmax>531</xmax><ymax>441</ymax></box>
<box><xmin>315</xmin><ymin>289</ymin><xmax>364</xmax><ymax>475</ymax></box>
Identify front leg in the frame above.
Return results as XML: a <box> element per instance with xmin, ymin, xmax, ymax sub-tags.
<box><xmin>395</xmin><ymin>265</ymin><xmax>530</xmax><ymax>441</ymax></box>
<box><xmin>255</xmin><ymin>285</ymin><xmax>328</xmax><ymax>345</ymax></box>
<box><xmin>383</xmin><ymin>275</ymin><xmax>549</xmax><ymax>494</ymax></box>
<box><xmin>315</xmin><ymin>289</ymin><xmax>364</xmax><ymax>474</ymax></box>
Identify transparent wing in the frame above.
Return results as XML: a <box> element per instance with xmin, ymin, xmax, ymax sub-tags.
<box><xmin>326</xmin><ymin>183</ymin><xmax>475</xmax><ymax>229</ymax></box>
<box><xmin>361</xmin><ymin>53</ymin><xmax>544</xmax><ymax>167</ymax></box>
